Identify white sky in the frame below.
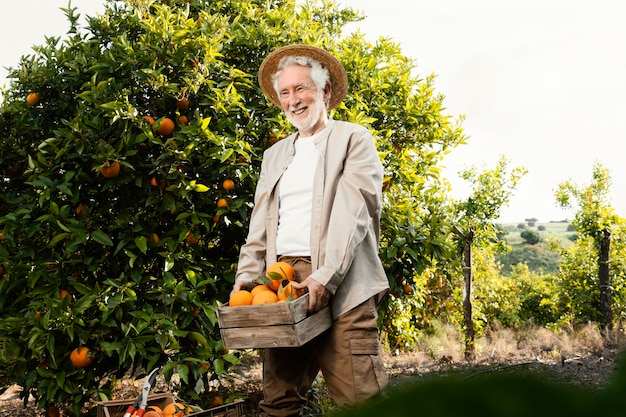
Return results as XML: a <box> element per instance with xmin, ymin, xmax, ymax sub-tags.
<box><xmin>2</xmin><ymin>1</ymin><xmax>625</xmax><ymax>222</ymax></box>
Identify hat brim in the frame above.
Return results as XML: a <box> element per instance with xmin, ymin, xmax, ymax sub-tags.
<box><xmin>258</xmin><ymin>44</ymin><xmax>348</xmax><ymax>110</ymax></box>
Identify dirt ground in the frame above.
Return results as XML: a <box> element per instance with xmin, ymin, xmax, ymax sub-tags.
<box><xmin>2</xmin><ymin>344</ymin><xmax>623</xmax><ymax>417</ymax></box>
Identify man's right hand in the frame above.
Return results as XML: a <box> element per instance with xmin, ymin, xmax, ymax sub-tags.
<box><xmin>230</xmin><ymin>280</ymin><xmax>248</xmax><ymax>298</ymax></box>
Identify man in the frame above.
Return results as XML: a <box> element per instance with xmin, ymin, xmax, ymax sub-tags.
<box><xmin>232</xmin><ymin>44</ymin><xmax>389</xmax><ymax>417</ymax></box>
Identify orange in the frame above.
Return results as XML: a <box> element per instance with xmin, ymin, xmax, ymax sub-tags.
<box><xmin>163</xmin><ymin>402</ymin><xmax>192</xmax><ymax>417</ymax></box>
<box><xmin>75</xmin><ymin>204</ymin><xmax>86</xmax><ymax>216</ymax></box>
<box><xmin>209</xmin><ymin>395</ymin><xmax>223</xmax><ymax>407</ymax></box>
<box><xmin>152</xmin><ymin>233</ymin><xmax>160</xmax><ymax>244</ymax></box>
<box><xmin>222</xmin><ymin>179</ymin><xmax>235</xmax><ymax>190</ymax></box>
<box><xmin>142</xmin><ymin>115</ymin><xmax>155</xmax><ymax>125</ymax></box>
<box><xmin>186</xmin><ymin>232</ymin><xmax>199</xmax><ymax>245</ymax></box>
<box><xmin>250</xmin><ymin>284</ymin><xmax>272</xmax><ymax>297</ymax></box>
<box><xmin>217</xmin><ymin>198</ymin><xmax>228</xmax><ymax>208</ymax></box>
<box><xmin>46</xmin><ymin>405</ymin><xmax>61</xmax><ymax>417</ymax></box>
<box><xmin>144</xmin><ymin>411</ymin><xmax>162</xmax><ymax>417</ymax></box>
<box><xmin>100</xmin><ymin>161</ymin><xmax>121</xmax><ymax>178</ymax></box>
<box><xmin>252</xmin><ymin>290</ymin><xmax>278</xmax><ymax>304</ymax></box>
<box><xmin>150</xmin><ymin>176</ymin><xmax>158</xmax><ymax>187</ymax></box>
<box><xmin>178</xmin><ymin>115</ymin><xmax>189</xmax><ymax>125</ymax></box>
<box><xmin>229</xmin><ymin>290</ymin><xmax>253</xmax><ymax>306</ymax></box>
<box><xmin>176</xmin><ymin>97</ymin><xmax>190</xmax><ymax>111</ymax></box>
<box><xmin>266</xmin><ymin>261</ymin><xmax>296</xmax><ymax>291</ymax></box>
<box><xmin>402</xmin><ymin>284</ymin><xmax>412</xmax><ymax>295</ymax></box>
<box><xmin>157</xmin><ymin>117</ymin><xmax>175</xmax><ymax>136</ymax></box>
<box><xmin>27</xmin><ymin>92</ymin><xmax>40</xmax><ymax>106</ymax></box>
<box><xmin>70</xmin><ymin>346</ymin><xmax>93</xmax><ymax>368</ymax></box>
<box><xmin>277</xmin><ymin>281</ymin><xmax>304</xmax><ymax>301</ymax></box>
<box><xmin>59</xmin><ymin>289</ymin><xmax>73</xmax><ymax>301</ymax></box>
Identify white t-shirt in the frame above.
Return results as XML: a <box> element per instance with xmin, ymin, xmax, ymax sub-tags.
<box><xmin>275</xmin><ymin>132</ymin><xmax>321</xmax><ymax>256</ymax></box>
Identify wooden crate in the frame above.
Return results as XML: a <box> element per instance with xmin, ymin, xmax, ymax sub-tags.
<box><xmin>217</xmin><ymin>294</ymin><xmax>332</xmax><ymax>349</ymax></box>
<box><xmin>97</xmin><ymin>393</ymin><xmax>244</xmax><ymax>417</ymax></box>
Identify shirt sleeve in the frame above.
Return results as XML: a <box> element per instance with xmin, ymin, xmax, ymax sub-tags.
<box><xmin>235</xmin><ymin>157</ymin><xmax>270</xmax><ymax>286</ymax></box>
<box><xmin>310</xmin><ymin>128</ymin><xmax>383</xmax><ymax>294</ymax></box>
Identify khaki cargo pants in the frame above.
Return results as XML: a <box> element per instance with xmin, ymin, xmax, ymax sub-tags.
<box><xmin>259</xmin><ymin>258</ymin><xmax>388</xmax><ymax>417</ymax></box>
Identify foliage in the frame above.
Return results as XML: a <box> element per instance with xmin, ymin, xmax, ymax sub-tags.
<box><xmin>520</xmin><ymin>230</ymin><xmax>541</xmax><ymax>245</ymax></box>
<box><xmin>555</xmin><ymin>161</ymin><xmax>625</xmax><ymax>327</ymax></box>
<box><xmin>0</xmin><ymin>0</ymin><xmax>467</xmax><ymax>413</ymax></box>
<box><xmin>496</xmin><ymin>244</ymin><xmax>561</xmax><ymax>276</ymax></box>
<box><xmin>554</xmin><ymin>226</ymin><xmax>626</xmax><ymax>326</ymax></box>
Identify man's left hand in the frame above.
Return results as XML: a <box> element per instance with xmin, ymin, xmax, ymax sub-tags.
<box><xmin>291</xmin><ymin>278</ymin><xmax>330</xmax><ymax>313</ymax></box>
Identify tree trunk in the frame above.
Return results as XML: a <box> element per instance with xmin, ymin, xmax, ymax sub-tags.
<box><xmin>462</xmin><ymin>230</ymin><xmax>475</xmax><ymax>361</ymax></box>
<box><xmin>599</xmin><ymin>228</ymin><xmax>613</xmax><ymax>330</ymax></box>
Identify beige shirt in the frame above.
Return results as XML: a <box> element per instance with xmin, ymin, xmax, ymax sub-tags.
<box><xmin>235</xmin><ymin>120</ymin><xmax>389</xmax><ymax>318</ymax></box>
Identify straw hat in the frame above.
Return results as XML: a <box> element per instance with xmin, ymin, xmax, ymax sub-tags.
<box><xmin>258</xmin><ymin>44</ymin><xmax>348</xmax><ymax>109</ymax></box>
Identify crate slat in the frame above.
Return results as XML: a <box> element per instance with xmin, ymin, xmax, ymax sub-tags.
<box><xmin>217</xmin><ymin>294</ymin><xmax>309</xmax><ymax>328</ymax></box>
<box><xmin>219</xmin><ymin>305</ymin><xmax>332</xmax><ymax>349</ymax></box>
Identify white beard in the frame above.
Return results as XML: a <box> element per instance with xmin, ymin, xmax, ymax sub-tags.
<box><xmin>285</xmin><ymin>92</ymin><xmax>328</xmax><ymax>133</ymax></box>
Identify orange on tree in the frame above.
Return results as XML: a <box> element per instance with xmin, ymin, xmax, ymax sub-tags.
<box><xmin>176</xmin><ymin>97</ymin><xmax>190</xmax><ymax>110</ymax></box>
<box><xmin>59</xmin><ymin>289</ymin><xmax>72</xmax><ymax>301</ymax></box>
<box><xmin>27</xmin><ymin>92</ymin><xmax>40</xmax><ymax>106</ymax></box>
<box><xmin>142</xmin><ymin>115</ymin><xmax>155</xmax><ymax>125</ymax></box>
<box><xmin>75</xmin><ymin>204</ymin><xmax>86</xmax><ymax>216</ymax></box>
<box><xmin>266</xmin><ymin>261</ymin><xmax>296</xmax><ymax>291</ymax></box>
<box><xmin>222</xmin><ymin>179</ymin><xmax>235</xmax><ymax>190</ymax></box>
<box><xmin>252</xmin><ymin>290</ymin><xmax>279</xmax><ymax>304</ymax></box>
<box><xmin>178</xmin><ymin>115</ymin><xmax>189</xmax><ymax>125</ymax></box>
<box><xmin>156</xmin><ymin>117</ymin><xmax>175</xmax><ymax>136</ymax></box>
<box><xmin>163</xmin><ymin>402</ymin><xmax>192</xmax><ymax>417</ymax></box>
<box><xmin>186</xmin><ymin>232</ymin><xmax>199</xmax><ymax>245</ymax></box>
<box><xmin>152</xmin><ymin>233</ymin><xmax>160</xmax><ymax>245</ymax></box>
<box><xmin>70</xmin><ymin>346</ymin><xmax>94</xmax><ymax>368</ymax></box>
<box><xmin>229</xmin><ymin>290</ymin><xmax>253</xmax><ymax>306</ymax></box>
<box><xmin>100</xmin><ymin>161</ymin><xmax>121</xmax><ymax>178</ymax></box>
<box><xmin>217</xmin><ymin>198</ymin><xmax>228</xmax><ymax>208</ymax></box>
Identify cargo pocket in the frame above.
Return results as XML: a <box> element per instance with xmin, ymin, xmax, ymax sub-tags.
<box><xmin>349</xmin><ymin>337</ymin><xmax>389</xmax><ymax>401</ymax></box>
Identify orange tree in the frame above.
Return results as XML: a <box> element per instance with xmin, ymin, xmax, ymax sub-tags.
<box><xmin>0</xmin><ymin>0</ymin><xmax>465</xmax><ymax>414</ymax></box>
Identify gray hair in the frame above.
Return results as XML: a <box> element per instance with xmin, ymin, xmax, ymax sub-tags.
<box><xmin>272</xmin><ymin>56</ymin><xmax>331</xmax><ymax>105</ymax></box>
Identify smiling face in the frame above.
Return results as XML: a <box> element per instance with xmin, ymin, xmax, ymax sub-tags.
<box><xmin>276</xmin><ymin>64</ymin><xmax>330</xmax><ymax>137</ymax></box>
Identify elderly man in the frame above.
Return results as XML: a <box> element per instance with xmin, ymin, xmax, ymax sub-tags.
<box><xmin>232</xmin><ymin>44</ymin><xmax>389</xmax><ymax>417</ymax></box>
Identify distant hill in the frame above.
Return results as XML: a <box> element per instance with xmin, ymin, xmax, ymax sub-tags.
<box><xmin>498</xmin><ymin>221</ymin><xmax>576</xmax><ymax>247</ymax></box>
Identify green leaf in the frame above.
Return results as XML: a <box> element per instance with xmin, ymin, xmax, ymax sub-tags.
<box><xmin>135</xmin><ymin>236</ymin><xmax>148</xmax><ymax>254</ymax></box>
<box><xmin>91</xmin><ymin>229</ymin><xmax>114</xmax><ymax>246</ymax></box>
<box><xmin>48</xmin><ymin>233</ymin><xmax>71</xmax><ymax>247</ymax></box>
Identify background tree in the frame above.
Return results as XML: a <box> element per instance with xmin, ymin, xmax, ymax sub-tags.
<box><xmin>556</xmin><ymin>162</ymin><xmax>624</xmax><ymax>329</ymax></box>
<box><xmin>0</xmin><ymin>0</ymin><xmax>466</xmax><ymax>414</ymax></box>
<box><xmin>450</xmin><ymin>156</ymin><xmax>526</xmax><ymax>360</ymax></box>
<box><xmin>520</xmin><ymin>229</ymin><xmax>541</xmax><ymax>245</ymax></box>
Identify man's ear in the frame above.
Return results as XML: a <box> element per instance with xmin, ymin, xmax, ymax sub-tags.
<box><xmin>323</xmin><ymin>82</ymin><xmax>332</xmax><ymax>107</ymax></box>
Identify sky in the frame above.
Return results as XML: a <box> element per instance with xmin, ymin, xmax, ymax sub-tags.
<box><xmin>2</xmin><ymin>1</ymin><xmax>625</xmax><ymax>223</ymax></box>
